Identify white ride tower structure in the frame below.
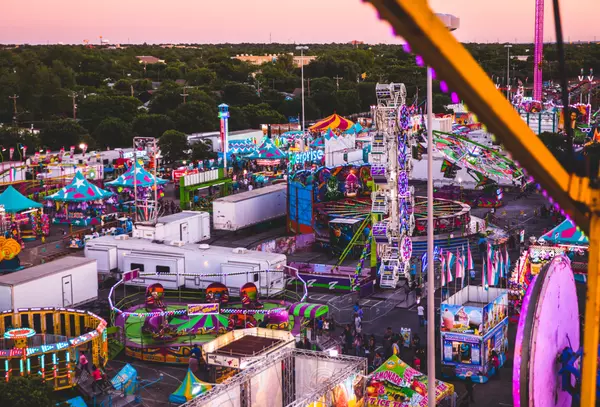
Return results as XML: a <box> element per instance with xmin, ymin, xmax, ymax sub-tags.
<box><xmin>371</xmin><ymin>83</ymin><xmax>415</xmax><ymax>288</ymax></box>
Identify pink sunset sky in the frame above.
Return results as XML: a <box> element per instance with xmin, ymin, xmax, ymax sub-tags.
<box><xmin>1</xmin><ymin>0</ymin><xmax>597</xmax><ymax>45</ymax></box>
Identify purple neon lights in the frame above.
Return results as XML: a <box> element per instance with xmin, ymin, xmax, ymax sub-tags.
<box><xmin>512</xmin><ymin>255</ymin><xmax>579</xmax><ymax>407</ymax></box>
<box><xmin>513</xmin><ymin>275</ymin><xmax>536</xmax><ymax>407</ymax></box>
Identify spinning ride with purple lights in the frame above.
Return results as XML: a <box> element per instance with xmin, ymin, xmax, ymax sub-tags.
<box><xmin>512</xmin><ymin>254</ymin><xmax>589</xmax><ymax>406</ymax></box>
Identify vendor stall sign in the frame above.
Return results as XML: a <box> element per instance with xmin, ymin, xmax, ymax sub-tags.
<box><xmin>440</xmin><ymin>304</ymin><xmax>483</xmax><ymax>335</ymax></box>
<box><xmin>289</xmin><ymin>149</ymin><xmax>324</xmax><ymax>166</ymax></box>
<box><xmin>441</xmin><ymin>332</ymin><xmax>482</xmax><ymax>344</ymax></box>
<box><xmin>187</xmin><ymin>303</ymin><xmax>219</xmax><ymax>316</ymax></box>
<box><xmin>173</xmin><ymin>168</ymin><xmax>198</xmax><ymax>182</ymax></box>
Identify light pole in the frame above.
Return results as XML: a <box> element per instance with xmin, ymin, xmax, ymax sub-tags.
<box><xmin>296</xmin><ymin>46</ymin><xmax>308</xmax><ymax>138</ymax></box>
<box><xmin>587</xmin><ymin>69</ymin><xmax>595</xmax><ymax>106</ymax></box>
<box><xmin>504</xmin><ymin>44</ymin><xmax>513</xmax><ymax>100</ymax></box>
<box><xmin>428</xmin><ymin>13</ymin><xmax>459</xmax><ymax>407</ymax></box>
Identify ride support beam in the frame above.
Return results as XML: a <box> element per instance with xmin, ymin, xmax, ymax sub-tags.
<box><xmin>365</xmin><ymin>0</ymin><xmax>600</xmax><ymax>405</ymax></box>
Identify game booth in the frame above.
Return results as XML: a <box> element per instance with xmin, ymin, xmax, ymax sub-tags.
<box><xmin>368</xmin><ymin>356</ymin><xmax>455</xmax><ymax>407</ymax></box>
<box><xmin>508</xmin><ymin>219</ymin><xmax>588</xmax><ymax>318</ymax></box>
<box><xmin>46</xmin><ymin>171</ymin><xmax>113</xmax><ymax>226</ymax></box>
<box><xmin>440</xmin><ymin>286</ymin><xmax>509</xmax><ymax>383</ymax></box>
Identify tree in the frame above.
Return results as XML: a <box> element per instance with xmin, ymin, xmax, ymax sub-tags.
<box><xmin>0</xmin><ymin>127</ymin><xmax>41</xmax><ymax>153</ymax></box>
<box><xmin>191</xmin><ymin>140</ymin><xmax>217</xmax><ymax>161</ymax></box>
<box><xmin>40</xmin><ymin>119</ymin><xmax>89</xmax><ymax>150</ymax></box>
<box><xmin>241</xmin><ymin>103</ymin><xmax>286</xmax><ymax>128</ymax></box>
<box><xmin>132</xmin><ymin>114</ymin><xmax>175</xmax><ymax>139</ymax></box>
<box><xmin>92</xmin><ymin>118</ymin><xmax>132</xmax><ymax>148</ymax></box>
<box><xmin>186</xmin><ymin>68</ymin><xmax>216</xmax><ymax>86</ymax></box>
<box><xmin>159</xmin><ymin>130</ymin><xmax>189</xmax><ymax>164</ymax></box>
<box><xmin>77</xmin><ymin>95</ymin><xmax>141</xmax><ymax>131</ymax></box>
<box><xmin>0</xmin><ymin>376</ymin><xmax>57</xmax><ymax>407</ymax></box>
<box><xmin>173</xmin><ymin>101</ymin><xmax>217</xmax><ymax>134</ymax></box>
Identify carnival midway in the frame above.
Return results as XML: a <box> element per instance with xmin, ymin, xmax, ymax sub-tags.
<box><xmin>0</xmin><ymin>7</ymin><xmax>597</xmax><ymax>407</ymax></box>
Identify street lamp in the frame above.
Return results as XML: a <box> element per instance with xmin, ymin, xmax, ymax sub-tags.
<box><xmin>79</xmin><ymin>143</ymin><xmax>87</xmax><ymax>157</ymax></box>
<box><xmin>504</xmin><ymin>44</ymin><xmax>513</xmax><ymax>100</ymax></box>
<box><xmin>296</xmin><ymin>46</ymin><xmax>309</xmax><ymax>137</ymax></box>
<box><xmin>427</xmin><ymin>13</ymin><xmax>459</xmax><ymax>407</ymax></box>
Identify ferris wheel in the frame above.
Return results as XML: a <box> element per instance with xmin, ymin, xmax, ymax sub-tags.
<box><xmin>371</xmin><ymin>83</ymin><xmax>416</xmax><ymax>288</ymax></box>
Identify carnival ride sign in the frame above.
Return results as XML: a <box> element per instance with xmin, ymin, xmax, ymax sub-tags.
<box><xmin>289</xmin><ymin>149</ymin><xmax>324</xmax><ymax>166</ymax></box>
<box><xmin>187</xmin><ymin>303</ymin><xmax>220</xmax><ymax>316</ymax></box>
<box><xmin>207</xmin><ymin>353</ymin><xmax>240</xmax><ymax>369</ymax></box>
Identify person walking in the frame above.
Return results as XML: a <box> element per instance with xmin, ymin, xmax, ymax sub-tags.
<box><xmin>383</xmin><ymin>327</ymin><xmax>393</xmax><ymax>359</ymax></box>
<box><xmin>417</xmin><ymin>304</ymin><xmax>425</xmax><ymax>327</ymax></box>
<box><xmin>188</xmin><ymin>355</ymin><xmax>199</xmax><ymax>374</ymax></box>
<box><xmin>465</xmin><ymin>375</ymin><xmax>475</xmax><ymax>404</ymax></box>
<box><xmin>354</xmin><ymin>313</ymin><xmax>362</xmax><ymax>335</ymax></box>
<box><xmin>91</xmin><ymin>365</ymin><xmax>104</xmax><ymax>393</ymax></box>
<box><xmin>392</xmin><ymin>339</ymin><xmax>400</xmax><ymax>357</ymax></box>
<box><xmin>79</xmin><ymin>352</ymin><xmax>90</xmax><ymax>374</ymax></box>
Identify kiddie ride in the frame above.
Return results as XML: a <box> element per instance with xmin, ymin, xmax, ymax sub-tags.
<box><xmin>140</xmin><ymin>281</ymin><xmax>270</xmax><ymax>342</ymax></box>
<box><xmin>111</xmin><ymin>275</ymin><xmax>297</xmax><ymax>363</ymax></box>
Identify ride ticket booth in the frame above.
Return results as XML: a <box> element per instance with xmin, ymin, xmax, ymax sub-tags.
<box><xmin>440</xmin><ymin>286</ymin><xmax>509</xmax><ymax>383</ymax></box>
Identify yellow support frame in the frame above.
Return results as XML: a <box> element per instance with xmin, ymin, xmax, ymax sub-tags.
<box><xmin>365</xmin><ymin>1</ymin><xmax>600</xmax><ymax>405</ymax></box>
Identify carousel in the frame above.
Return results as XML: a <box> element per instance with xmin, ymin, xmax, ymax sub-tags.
<box><xmin>105</xmin><ymin>161</ymin><xmax>168</xmax><ymax>212</ymax></box>
<box><xmin>46</xmin><ymin>171</ymin><xmax>113</xmax><ymax>227</ymax></box>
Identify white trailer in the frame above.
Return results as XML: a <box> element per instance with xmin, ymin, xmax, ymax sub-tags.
<box><xmin>132</xmin><ymin>211</ymin><xmax>210</xmax><ymax>244</ymax></box>
<box><xmin>0</xmin><ymin>257</ymin><xmax>98</xmax><ymax>311</ymax></box>
<box><xmin>84</xmin><ymin>236</ymin><xmax>287</xmax><ymax>296</ymax></box>
<box><xmin>212</xmin><ymin>184</ymin><xmax>287</xmax><ymax>231</ymax></box>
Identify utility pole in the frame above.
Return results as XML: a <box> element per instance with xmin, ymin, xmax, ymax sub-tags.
<box><xmin>8</xmin><ymin>94</ymin><xmax>18</xmax><ymax>125</ymax></box>
<box><xmin>69</xmin><ymin>92</ymin><xmax>78</xmax><ymax>119</ymax></box>
<box><xmin>504</xmin><ymin>44</ymin><xmax>513</xmax><ymax>100</ymax></box>
<box><xmin>180</xmin><ymin>86</ymin><xmax>189</xmax><ymax>104</ymax></box>
<box><xmin>333</xmin><ymin>75</ymin><xmax>343</xmax><ymax>91</ymax></box>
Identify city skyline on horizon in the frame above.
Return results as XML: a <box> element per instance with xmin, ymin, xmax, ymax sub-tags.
<box><xmin>1</xmin><ymin>0</ymin><xmax>597</xmax><ymax>45</ymax></box>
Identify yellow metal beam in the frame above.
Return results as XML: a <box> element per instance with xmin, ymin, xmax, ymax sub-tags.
<box><xmin>364</xmin><ymin>1</ymin><xmax>600</xmax><ymax>405</ymax></box>
<box><xmin>366</xmin><ymin>0</ymin><xmax>595</xmax><ymax>235</ymax></box>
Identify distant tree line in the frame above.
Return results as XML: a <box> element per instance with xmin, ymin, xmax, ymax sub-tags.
<box><xmin>0</xmin><ymin>42</ymin><xmax>597</xmax><ymax>151</ymax></box>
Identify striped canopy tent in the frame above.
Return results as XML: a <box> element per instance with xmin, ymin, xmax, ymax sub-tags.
<box><xmin>289</xmin><ymin>302</ymin><xmax>329</xmax><ymax>319</ymax></box>
<box><xmin>539</xmin><ymin>219</ymin><xmax>589</xmax><ymax>247</ymax></box>
<box><xmin>245</xmin><ymin>138</ymin><xmax>286</xmax><ymax>162</ymax></box>
<box><xmin>308</xmin><ymin>113</ymin><xmax>355</xmax><ymax>132</ymax></box>
<box><xmin>106</xmin><ymin>162</ymin><xmax>168</xmax><ymax>189</ymax></box>
<box><xmin>47</xmin><ymin>171</ymin><xmax>112</xmax><ymax>202</ymax></box>
<box><xmin>169</xmin><ymin>369</ymin><xmax>212</xmax><ymax>404</ymax></box>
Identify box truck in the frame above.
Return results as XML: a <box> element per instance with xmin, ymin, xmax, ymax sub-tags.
<box><xmin>0</xmin><ymin>257</ymin><xmax>98</xmax><ymax>311</ymax></box>
<box><xmin>212</xmin><ymin>184</ymin><xmax>287</xmax><ymax>231</ymax></box>
<box><xmin>85</xmin><ymin>235</ymin><xmax>287</xmax><ymax>296</ymax></box>
<box><xmin>132</xmin><ymin>211</ymin><xmax>210</xmax><ymax>243</ymax></box>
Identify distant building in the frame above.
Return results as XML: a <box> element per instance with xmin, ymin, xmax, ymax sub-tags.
<box><xmin>136</xmin><ymin>56</ymin><xmax>165</xmax><ymax>65</ymax></box>
<box><xmin>349</xmin><ymin>40</ymin><xmax>364</xmax><ymax>46</ymax></box>
<box><xmin>233</xmin><ymin>53</ymin><xmax>316</xmax><ymax>68</ymax></box>
<box><xmin>515</xmin><ymin>55</ymin><xmax>530</xmax><ymax>62</ymax></box>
